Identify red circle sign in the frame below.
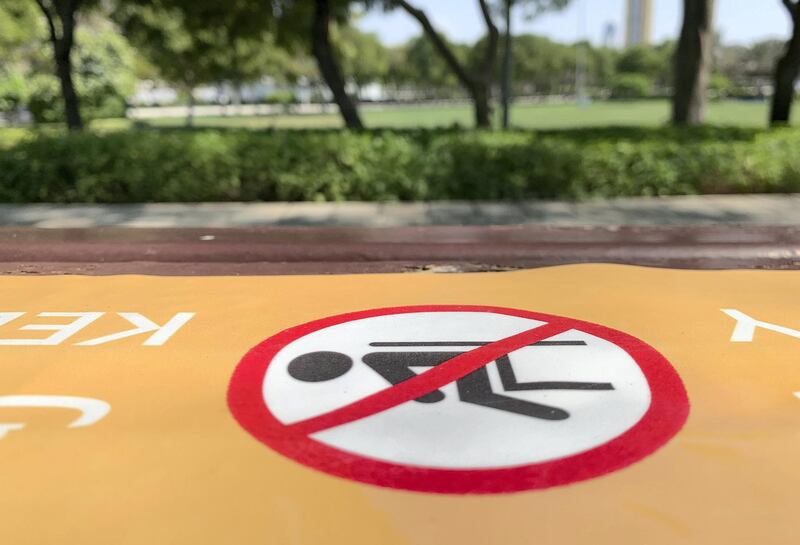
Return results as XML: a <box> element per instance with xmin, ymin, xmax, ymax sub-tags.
<box><xmin>228</xmin><ymin>305</ymin><xmax>689</xmax><ymax>494</ymax></box>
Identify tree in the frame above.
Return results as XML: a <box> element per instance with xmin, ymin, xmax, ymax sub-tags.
<box><xmin>115</xmin><ymin>3</ymin><xmax>212</xmax><ymax>125</ymax></box>
<box><xmin>617</xmin><ymin>42</ymin><xmax>673</xmax><ymax>94</ymax></box>
<box><xmin>386</xmin><ymin>36</ymin><xmax>467</xmax><ymax>97</ymax></box>
<box><xmin>497</xmin><ymin>0</ymin><xmax>569</xmax><ymax>128</ymax></box>
<box><xmin>115</xmin><ymin>0</ymin><xmax>282</xmax><ymax>125</ymax></box>
<box><xmin>746</xmin><ymin>40</ymin><xmax>786</xmax><ymax>74</ymax></box>
<box><xmin>122</xmin><ymin>0</ymin><xmax>365</xmax><ymax>129</ymax></box>
<box><xmin>389</xmin><ymin>0</ymin><xmax>499</xmax><ymax>128</ymax></box>
<box><xmin>33</xmin><ymin>0</ymin><xmax>98</xmax><ymax>130</ymax></box>
<box><xmin>672</xmin><ymin>0</ymin><xmax>715</xmax><ymax>125</ymax></box>
<box><xmin>0</xmin><ymin>0</ymin><xmax>40</xmax><ymax>120</ymax></box>
<box><xmin>610</xmin><ymin>73</ymin><xmax>653</xmax><ymax>99</ymax></box>
<box><xmin>26</xmin><ymin>19</ymin><xmax>136</xmax><ymax>123</ymax></box>
<box><xmin>618</xmin><ymin>44</ymin><xmax>670</xmax><ymax>77</ymax></box>
<box><xmin>770</xmin><ymin>0</ymin><xmax>800</xmax><ymax>125</ymax></box>
<box><xmin>310</xmin><ymin>0</ymin><xmax>363</xmax><ymax>128</ymax></box>
<box><xmin>587</xmin><ymin>46</ymin><xmax>619</xmax><ymax>91</ymax></box>
<box><xmin>0</xmin><ymin>0</ymin><xmax>40</xmax><ymax>55</ymax></box>
<box><xmin>502</xmin><ymin>34</ymin><xmax>573</xmax><ymax>95</ymax></box>
<box><xmin>334</xmin><ymin>26</ymin><xmax>389</xmax><ymax>89</ymax></box>
<box><xmin>501</xmin><ymin>0</ymin><xmax>512</xmax><ymax>127</ymax></box>
<box><xmin>716</xmin><ymin>39</ymin><xmax>783</xmax><ymax>97</ymax></box>
<box><xmin>2</xmin><ymin>4</ymin><xmax>135</xmax><ymax>124</ymax></box>
<box><xmin>274</xmin><ymin>0</ymin><xmax>364</xmax><ymax>129</ymax></box>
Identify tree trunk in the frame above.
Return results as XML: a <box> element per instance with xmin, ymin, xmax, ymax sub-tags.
<box><xmin>672</xmin><ymin>0</ymin><xmax>715</xmax><ymax>126</ymax></box>
<box><xmin>54</xmin><ymin>43</ymin><xmax>83</xmax><ymax>131</ymax></box>
<box><xmin>473</xmin><ymin>0</ymin><xmax>499</xmax><ymax>128</ymax></box>
<box><xmin>395</xmin><ymin>0</ymin><xmax>498</xmax><ymax>128</ymax></box>
<box><xmin>473</xmin><ymin>83</ymin><xmax>492</xmax><ymax>128</ymax></box>
<box><xmin>501</xmin><ymin>0</ymin><xmax>513</xmax><ymax>129</ymax></box>
<box><xmin>186</xmin><ymin>91</ymin><xmax>195</xmax><ymax>127</ymax></box>
<box><xmin>311</xmin><ymin>0</ymin><xmax>363</xmax><ymax>130</ymax></box>
<box><xmin>37</xmin><ymin>0</ymin><xmax>83</xmax><ymax>131</ymax></box>
<box><xmin>770</xmin><ymin>7</ymin><xmax>800</xmax><ymax>126</ymax></box>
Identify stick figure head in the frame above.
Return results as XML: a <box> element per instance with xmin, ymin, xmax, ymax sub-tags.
<box><xmin>287</xmin><ymin>351</ymin><xmax>353</xmax><ymax>382</ymax></box>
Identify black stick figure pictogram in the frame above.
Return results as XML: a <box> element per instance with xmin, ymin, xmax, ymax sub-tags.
<box><xmin>287</xmin><ymin>340</ymin><xmax>614</xmax><ymax>421</ymax></box>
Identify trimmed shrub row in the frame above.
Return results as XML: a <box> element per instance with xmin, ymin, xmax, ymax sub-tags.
<box><xmin>1</xmin><ymin>126</ymin><xmax>799</xmax><ymax>203</ymax></box>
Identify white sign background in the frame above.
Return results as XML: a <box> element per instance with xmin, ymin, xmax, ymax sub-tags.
<box><xmin>263</xmin><ymin>311</ymin><xmax>651</xmax><ymax>469</ymax></box>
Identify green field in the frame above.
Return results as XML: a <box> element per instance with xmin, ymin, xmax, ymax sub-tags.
<box><xmin>99</xmin><ymin>99</ymin><xmax>796</xmax><ymax>131</ymax></box>
<box><xmin>2</xmin><ymin>100</ymin><xmax>794</xmax><ymax>140</ymax></box>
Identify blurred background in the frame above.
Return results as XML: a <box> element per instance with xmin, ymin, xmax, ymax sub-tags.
<box><xmin>0</xmin><ymin>0</ymin><xmax>798</xmax><ymax>206</ymax></box>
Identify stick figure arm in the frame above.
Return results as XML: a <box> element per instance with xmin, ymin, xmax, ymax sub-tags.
<box><xmin>496</xmin><ymin>356</ymin><xmax>614</xmax><ymax>392</ymax></box>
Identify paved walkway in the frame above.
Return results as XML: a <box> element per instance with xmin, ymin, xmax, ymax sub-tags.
<box><xmin>0</xmin><ymin>195</ymin><xmax>798</xmax><ymax>228</ymax></box>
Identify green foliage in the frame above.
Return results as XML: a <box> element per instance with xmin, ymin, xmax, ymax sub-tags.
<box><xmin>0</xmin><ymin>0</ymin><xmax>41</xmax><ymax>55</ymax></box>
<box><xmin>617</xmin><ymin>45</ymin><xmax>666</xmax><ymax>77</ymax></box>
<box><xmin>24</xmin><ymin>75</ymin><xmax>61</xmax><ymax>123</ymax></box>
<box><xmin>504</xmin><ymin>34</ymin><xmax>575</xmax><ymax>94</ymax></box>
<box><xmin>587</xmin><ymin>46</ymin><xmax>619</xmax><ymax>89</ymax></box>
<box><xmin>334</xmin><ymin>26</ymin><xmax>390</xmax><ymax>85</ymax></box>
<box><xmin>0</xmin><ymin>70</ymin><xmax>29</xmax><ymax>112</ymax></box>
<box><xmin>716</xmin><ymin>39</ymin><xmax>784</xmax><ymax>80</ymax></box>
<box><xmin>114</xmin><ymin>0</ymin><xmax>285</xmax><ymax>92</ymax></box>
<box><xmin>708</xmin><ymin>74</ymin><xmax>733</xmax><ymax>99</ymax></box>
<box><xmin>24</xmin><ymin>23</ymin><xmax>136</xmax><ymax>122</ymax></box>
<box><xmin>387</xmin><ymin>36</ymin><xmax>468</xmax><ymax>94</ymax></box>
<box><xmin>616</xmin><ymin>42</ymin><xmax>673</xmax><ymax>89</ymax></box>
<box><xmin>1</xmin><ymin>126</ymin><xmax>799</xmax><ymax>203</ymax></box>
<box><xmin>0</xmin><ymin>8</ymin><xmax>136</xmax><ymax>122</ymax></box>
<box><xmin>610</xmin><ymin>73</ymin><xmax>654</xmax><ymax>99</ymax></box>
<box><xmin>1</xmin><ymin>0</ymin><xmax>41</xmax><ymax>116</ymax></box>
<box><xmin>266</xmin><ymin>91</ymin><xmax>298</xmax><ymax>105</ymax></box>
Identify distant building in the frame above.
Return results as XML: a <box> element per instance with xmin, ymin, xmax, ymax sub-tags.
<box><xmin>602</xmin><ymin>22</ymin><xmax>617</xmax><ymax>48</ymax></box>
<box><xmin>625</xmin><ymin>0</ymin><xmax>653</xmax><ymax>47</ymax></box>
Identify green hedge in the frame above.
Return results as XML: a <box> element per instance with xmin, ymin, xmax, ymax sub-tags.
<box><xmin>1</xmin><ymin>126</ymin><xmax>799</xmax><ymax>202</ymax></box>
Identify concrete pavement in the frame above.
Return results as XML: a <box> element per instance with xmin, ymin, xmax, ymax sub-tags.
<box><xmin>0</xmin><ymin>195</ymin><xmax>798</xmax><ymax>228</ymax></box>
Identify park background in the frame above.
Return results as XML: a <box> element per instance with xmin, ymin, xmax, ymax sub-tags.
<box><xmin>1</xmin><ymin>0</ymin><xmax>800</xmax><ymax>203</ymax></box>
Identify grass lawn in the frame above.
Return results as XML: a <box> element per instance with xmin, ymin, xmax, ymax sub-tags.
<box><xmin>95</xmin><ymin>99</ymin><xmax>794</xmax><ymax>131</ymax></box>
<box><xmin>3</xmin><ymin>99</ymin><xmax>795</xmax><ymax>143</ymax></box>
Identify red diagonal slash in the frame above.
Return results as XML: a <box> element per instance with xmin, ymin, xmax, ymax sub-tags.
<box><xmin>287</xmin><ymin>320</ymin><xmax>572</xmax><ymax>436</ymax></box>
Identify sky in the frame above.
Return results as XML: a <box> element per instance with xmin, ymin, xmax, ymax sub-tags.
<box><xmin>357</xmin><ymin>0</ymin><xmax>793</xmax><ymax>48</ymax></box>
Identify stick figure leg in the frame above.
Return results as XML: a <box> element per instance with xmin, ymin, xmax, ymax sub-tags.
<box><xmin>495</xmin><ymin>355</ymin><xmax>614</xmax><ymax>391</ymax></box>
<box><xmin>456</xmin><ymin>366</ymin><xmax>569</xmax><ymax>420</ymax></box>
